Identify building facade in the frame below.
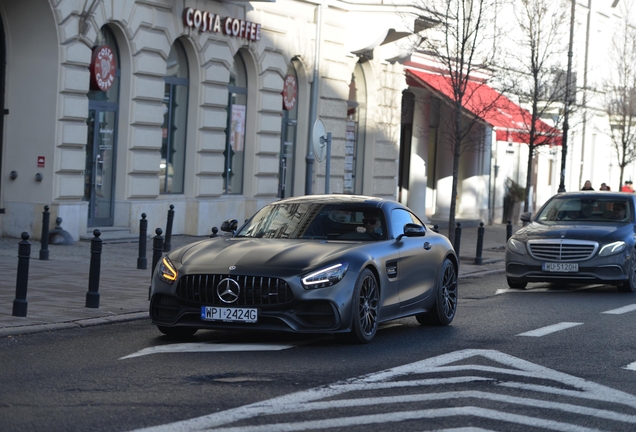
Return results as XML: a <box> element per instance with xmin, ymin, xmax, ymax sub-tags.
<box><xmin>0</xmin><ymin>0</ymin><xmax>633</xmax><ymax>241</ymax></box>
<box><xmin>0</xmin><ymin>0</ymin><xmax>420</xmax><ymax>240</ymax></box>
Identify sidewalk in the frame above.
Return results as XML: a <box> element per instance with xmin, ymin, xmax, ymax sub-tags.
<box><xmin>0</xmin><ymin>223</ymin><xmax>518</xmax><ymax>337</ymax></box>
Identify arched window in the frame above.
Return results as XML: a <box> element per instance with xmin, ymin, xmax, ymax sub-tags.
<box><xmin>279</xmin><ymin>63</ymin><xmax>299</xmax><ymax>198</ymax></box>
<box><xmin>224</xmin><ymin>52</ymin><xmax>247</xmax><ymax>194</ymax></box>
<box><xmin>346</xmin><ymin>62</ymin><xmax>367</xmax><ymax>194</ymax></box>
<box><xmin>85</xmin><ymin>26</ymin><xmax>120</xmax><ymax>226</ymax></box>
<box><xmin>161</xmin><ymin>40</ymin><xmax>189</xmax><ymax>194</ymax></box>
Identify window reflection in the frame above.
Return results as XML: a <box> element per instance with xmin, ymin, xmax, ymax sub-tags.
<box><xmin>161</xmin><ymin>40</ymin><xmax>189</xmax><ymax>194</ymax></box>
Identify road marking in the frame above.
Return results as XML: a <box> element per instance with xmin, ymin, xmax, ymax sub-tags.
<box><xmin>130</xmin><ymin>349</ymin><xmax>636</xmax><ymax>432</ymax></box>
<box><xmin>119</xmin><ymin>342</ymin><xmax>293</xmax><ymax>360</ymax></box>
<box><xmin>496</xmin><ymin>286</ymin><xmax>593</xmax><ymax>295</ymax></box>
<box><xmin>624</xmin><ymin>361</ymin><xmax>636</xmax><ymax>371</ymax></box>
<box><xmin>601</xmin><ymin>304</ymin><xmax>636</xmax><ymax>315</ymax></box>
<box><xmin>517</xmin><ymin>322</ymin><xmax>583</xmax><ymax>337</ymax></box>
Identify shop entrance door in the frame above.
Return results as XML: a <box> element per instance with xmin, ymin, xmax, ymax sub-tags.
<box><xmin>85</xmin><ymin>103</ymin><xmax>117</xmax><ymax>227</ymax></box>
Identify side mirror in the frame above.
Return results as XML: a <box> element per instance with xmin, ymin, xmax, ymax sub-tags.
<box><xmin>520</xmin><ymin>212</ymin><xmax>532</xmax><ymax>223</ymax></box>
<box><xmin>220</xmin><ymin>219</ymin><xmax>238</xmax><ymax>233</ymax></box>
<box><xmin>396</xmin><ymin>223</ymin><xmax>426</xmax><ymax>242</ymax></box>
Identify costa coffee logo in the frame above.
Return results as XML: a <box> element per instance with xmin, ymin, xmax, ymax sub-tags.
<box><xmin>90</xmin><ymin>46</ymin><xmax>116</xmax><ymax>92</ymax></box>
<box><xmin>282</xmin><ymin>74</ymin><xmax>297</xmax><ymax>111</ymax></box>
<box><xmin>183</xmin><ymin>7</ymin><xmax>261</xmax><ymax>41</ymax></box>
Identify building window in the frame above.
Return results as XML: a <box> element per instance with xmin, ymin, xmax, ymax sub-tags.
<box><xmin>346</xmin><ymin>62</ymin><xmax>367</xmax><ymax>194</ymax></box>
<box><xmin>224</xmin><ymin>52</ymin><xmax>247</xmax><ymax>194</ymax></box>
<box><xmin>279</xmin><ymin>63</ymin><xmax>298</xmax><ymax>198</ymax></box>
<box><xmin>161</xmin><ymin>40</ymin><xmax>189</xmax><ymax>194</ymax></box>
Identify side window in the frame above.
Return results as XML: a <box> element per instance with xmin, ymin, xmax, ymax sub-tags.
<box><xmin>390</xmin><ymin>209</ymin><xmax>422</xmax><ymax>238</ymax></box>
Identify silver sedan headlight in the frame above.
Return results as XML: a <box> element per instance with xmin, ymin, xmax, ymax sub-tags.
<box><xmin>507</xmin><ymin>238</ymin><xmax>528</xmax><ymax>255</ymax></box>
<box><xmin>301</xmin><ymin>262</ymin><xmax>349</xmax><ymax>289</ymax></box>
<box><xmin>598</xmin><ymin>241</ymin><xmax>627</xmax><ymax>257</ymax></box>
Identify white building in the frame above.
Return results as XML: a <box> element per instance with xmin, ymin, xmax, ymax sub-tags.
<box><xmin>0</xmin><ymin>0</ymin><xmax>632</xmax><ymax>241</ymax></box>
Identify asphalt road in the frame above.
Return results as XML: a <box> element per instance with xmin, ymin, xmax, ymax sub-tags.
<box><xmin>2</xmin><ymin>274</ymin><xmax>636</xmax><ymax>432</ymax></box>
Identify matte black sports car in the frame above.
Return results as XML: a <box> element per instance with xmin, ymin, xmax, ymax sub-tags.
<box><xmin>150</xmin><ymin>195</ymin><xmax>458</xmax><ymax>343</ymax></box>
<box><xmin>505</xmin><ymin>191</ymin><xmax>636</xmax><ymax>291</ymax></box>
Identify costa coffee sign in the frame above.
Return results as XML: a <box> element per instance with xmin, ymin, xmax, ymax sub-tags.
<box><xmin>90</xmin><ymin>45</ymin><xmax>116</xmax><ymax>91</ymax></box>
<box><xmin>183</xmin><ymin>7</ymin><xmax>261</xmax><ymax>41</ymax></box>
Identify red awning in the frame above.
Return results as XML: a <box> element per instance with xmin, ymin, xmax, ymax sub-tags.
<box><xmin>406</xmin><ymin>69</ymin><xmax>561</xmax><ymax>145</ymax></box>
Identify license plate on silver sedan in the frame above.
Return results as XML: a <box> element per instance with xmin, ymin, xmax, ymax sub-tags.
<box><xmin>542</xmin><ymin>262</ymin><xmax>579</xmax><ymax>272</ymax></box>
<box><xmin>201</xmin><ymin>306</ymin><xmax>258</xmax><ymax>323</ymax></box>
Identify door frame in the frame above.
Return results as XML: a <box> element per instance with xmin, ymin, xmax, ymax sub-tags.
<box><xmin>86</xmin><ymin>100</ymin><xmax>118</xmax><ymax>227</ymax></box>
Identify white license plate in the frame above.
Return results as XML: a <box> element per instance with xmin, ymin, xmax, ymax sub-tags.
<box><xmin>542</xmin><ymin>262</ymin><xmax>579</xmax><ymax>272</ymax></box>
<box><xmin>201</xmin><ymin>306</ymin><xmax>258</xmax><ymax>323</ymax></box>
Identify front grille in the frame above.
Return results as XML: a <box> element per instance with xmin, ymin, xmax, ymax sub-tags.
<box><xmin>528</xmin><ymin>240</ymin><xmax>597</xmax><ymax>262</ymax></box>
<box><xmin>176</xmin><ymin>274</ymin><xmax>294</xmax><ymax>306</ymax></box>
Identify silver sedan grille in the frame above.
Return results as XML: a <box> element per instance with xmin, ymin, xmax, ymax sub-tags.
<box><xmin>527</xmin><ymin>239</ymin><xmax>598</xmax><ymax>262</ymax></box>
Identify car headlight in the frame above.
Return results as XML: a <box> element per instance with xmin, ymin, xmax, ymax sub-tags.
<box><xmin>507</xmin><ymin>238</ymin><xmax>528</xmax><ymax>255</ymax></box>
<box><xmin>598</xmin><ymin>241</ymin><xmax>627</xmax><ymax>257</ymax></box>
<box><xmin>158</xmin><ymin>256</ymin><xmax>178</xmax><ymax>284</ymax></box>
<box><xmin>301</xmin><ymin>263</ymin><xmax>349</xmax><ymax>289</ymax></box>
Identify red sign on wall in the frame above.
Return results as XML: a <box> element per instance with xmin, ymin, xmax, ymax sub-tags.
<box><xmin>89</xmin><ymin>45</ymin><xmax>116</xmax><ymax>92</ymax></box>
<box><xmin>37</xmin><ymin>156</ymin><xmax>45</xmax><ymax>168</ymax></box>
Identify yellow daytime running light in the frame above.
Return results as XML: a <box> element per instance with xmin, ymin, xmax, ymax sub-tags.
<box><xmin>160</xmin><ymin>257</ymin><xmax>177</xmax><ymax>282</ymax></box>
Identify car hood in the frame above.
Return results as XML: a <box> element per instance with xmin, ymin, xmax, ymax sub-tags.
<box><xmin>513</xmin><ymin>221</ymin><xmax>632</xmax><ymax>243</ymax></box>
<box><xmin>169</xmin><ymin>237</ymin><xmax>369</xmax><ymax>276</ymax></box>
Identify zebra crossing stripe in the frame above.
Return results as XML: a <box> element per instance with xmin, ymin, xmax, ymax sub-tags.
<box><xmin>130</xmin><ymin>349</ymin><xmax>636</xmax><ymax>432</ymax></box>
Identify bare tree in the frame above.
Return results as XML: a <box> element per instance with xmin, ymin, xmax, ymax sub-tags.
<box><xmin>603</xmin><ymin>5</ymin><xmax>636</xmax><ymax>190</ymax></box>
<box><xmin>508</xmin><ymin>0</ymin><xmax>569</xmax><ymax>212</ymax></box>
<box><xmin>412</xmin><ymin>0</ymin><xmax>504</xmax><ymax>243</ymax></box>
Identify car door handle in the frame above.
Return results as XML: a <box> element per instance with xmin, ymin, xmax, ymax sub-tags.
<box><xmin>423</xmin><ymin>242</ymin><xmax>432</xmax><ymax>250</ymax></box>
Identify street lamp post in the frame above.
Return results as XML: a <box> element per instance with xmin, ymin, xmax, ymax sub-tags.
<box><xmin>558</xmin><ymin>0</ymin><xmax>576</xmax><ymax>193</ymax></box>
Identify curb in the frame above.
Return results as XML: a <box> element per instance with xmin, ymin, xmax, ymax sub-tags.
<box><xmin>0</xmin><ymin>311</ymin><xmax>148</xmax><ymax>338</ymax></box>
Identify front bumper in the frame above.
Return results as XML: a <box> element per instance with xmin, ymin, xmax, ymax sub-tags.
<box><xmin>505</xmin><ymin>250</ymin><xmax>630</xmax><ymax>285</ymax></box>
<box><xmin>149</xmin><ymin>270</ymin><xmax>359</xmax><ymax>334</ymax></box>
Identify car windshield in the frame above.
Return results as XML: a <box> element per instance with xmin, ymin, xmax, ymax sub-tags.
<box><xmin>536</xmin><ymin>197</ymin><xmax>631</xmax><ymax>223</ymax></box>
<box><xmin>235</xmin><ymin>202</ymin><xmax>387</xmax><ymax>240</ymax></box>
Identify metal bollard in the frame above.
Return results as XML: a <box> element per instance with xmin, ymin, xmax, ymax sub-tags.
<box><xmin>210</xmin><ymin>227</ymin><xmax>219</xmax><ymax>238</ymax></box>
<box><xmin>85</xmin><ymin>229</ymin><xmax>102</xmax><ymax>308</ymax></box>
<box><xmin>453</xmin><ymin>222</ymin><xmax>462</xmax><ymax>256</ymax></box>
<box><xmin>137</xmin><ymin>213</ymin><xmax>148</xmax><ymax>270</ymax></box>
<box><xmin>163</xmin><ymin>204</ymin><xmax>174</xmax><ymax>252</ymax></box>
<box><xmin>506</xmin><ymin>219</ymin><xmax>513</xmax><ymax>241</ymax></box>
<box><xmin>150</xmin><ymin>228</ymin><xmax>164</xmax><ymax>300</ymax></box>
<box><xmin>475</xmin><ymin>222</ymin><xmax>485</xmax><ymax>265</ymax></box>
<box><xmin>432</xmin><ymin>224</ymin><xmax>439</xmax><ymax>233</ymax></box>
<box><xmin>39</xmin><ymin>205</ymin><xmax>50</xmax><ymax>260</ymax></box>
<box><xmin>12</xmin><ymin>232</ymin><xmax>31</xmax><ymax>317</ymax></box>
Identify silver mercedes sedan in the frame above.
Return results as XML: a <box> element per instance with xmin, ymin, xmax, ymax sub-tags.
<box><xmin>505</xmin><ymin>191</ymin><xmax>636</xmax><ymax>291</ymax></box>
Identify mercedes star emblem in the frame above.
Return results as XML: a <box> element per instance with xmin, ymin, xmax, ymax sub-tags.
<box><xmin>217</xmin><ymin>278</ymin><xmax>241</xmax><ymax>304</ymax></box>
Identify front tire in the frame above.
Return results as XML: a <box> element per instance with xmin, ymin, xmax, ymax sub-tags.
<box><xmin>507</xmin><ymin>277</ymin><xmax>527</xmax><ymax>289</ymax></box>
<box><xmin>340</xmin><ymin>269</ymin><xmax>379</xmax><ymax>344</ymax></box>
<box><xmin>619</xmin><ymin>250</ymin><xmax>636</xmax><ymax>292</ymax></box>
<box><xmin>416</xmin><ymin>259</ymin><xmax>457</xmax><ymax>326</ymax></box>
<box><xmin>157</xmin><ymin>325</ymin><xmax>198</xmax><ymax>338</ymax></box>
